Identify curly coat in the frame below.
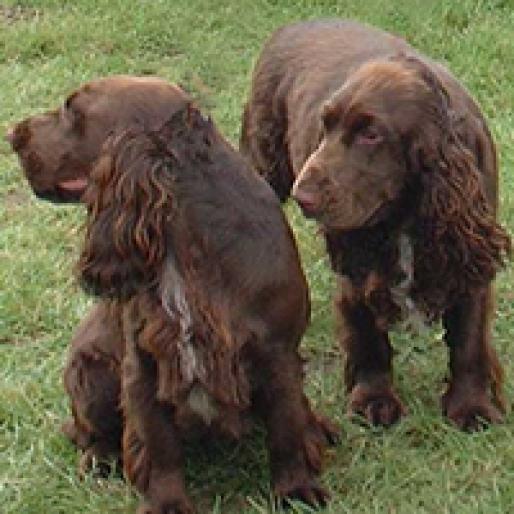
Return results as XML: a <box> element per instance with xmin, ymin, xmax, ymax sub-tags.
<box><xmin>74</xmin><ymin>105</ymin><xmax>337</xmax><ymax>513</ymax></box>
<box><xmin>241</xmin><ymin>20</ymin><xmax>511</xmax><ymax>430</ymax></box>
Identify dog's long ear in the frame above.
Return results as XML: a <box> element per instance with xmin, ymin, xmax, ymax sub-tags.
<box><xmin>403</xmin><ymin>58</ymin><xmax>511</xmax><ymax>306</ymax></box>
<box><xmin>78</xmin><ymin>131</ymin><xmax>174</xmax><ymax>298</ymax></box>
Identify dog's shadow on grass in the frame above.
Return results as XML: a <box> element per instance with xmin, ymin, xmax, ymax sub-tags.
<box><xmin>183</xmin><ymin>423</ymin><xmax>273</xmax><ymax>512</ymax></box>
<box><xmin>82</xmin><ymin>421</ymin><xmax>296</xmax><ymax>513</ymax></box>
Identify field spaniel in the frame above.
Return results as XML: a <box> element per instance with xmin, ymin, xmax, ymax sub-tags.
<box><xmin>74</xmin><ymin>105</ymin><xmax>337</xmax><ymax>513</ymax></box>
<box><xmin>241</xmin><ymin>19</ymin><xmax>511</xmax><ymax>430</ymax></box>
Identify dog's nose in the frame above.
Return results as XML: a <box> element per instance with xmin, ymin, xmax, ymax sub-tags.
<box><xmin>4</xmin><ymin>127</ymin><xmax>14</xmax><ymax>146</ymax></box>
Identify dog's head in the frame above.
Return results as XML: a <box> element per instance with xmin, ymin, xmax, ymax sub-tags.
<box><xmin>292</xmin><ymin>56</ymin><xmax>441</xmax><ymax>229</ymax></box>
<box><xmin>6</xmin><ymin>75</ymin><xmax>189</xmax><ymax>203</ymax></box>
<box><xmin>293</xmin><ymin>55</ymin><xmax>510</xmax><ymax>298</ymax></box>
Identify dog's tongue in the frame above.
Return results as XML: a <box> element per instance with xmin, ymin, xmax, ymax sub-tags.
<box><xmin>58</xmin><ymin>177</ymin><xmax>88</xmax><ymax>192</ymax></box>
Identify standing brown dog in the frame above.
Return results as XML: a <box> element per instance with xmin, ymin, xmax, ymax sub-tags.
<box><xmin>77</xmin><ymin>106</ymin><xmax>336</xmax><ymax>513</ymax></box>
<box><xmin>241</xmin><ymin>20</ymin><xmax>511</xmax><ymax>430</ymax></box>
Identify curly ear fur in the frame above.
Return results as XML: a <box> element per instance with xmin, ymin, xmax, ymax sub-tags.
<box><xmin>403</xmin><ymin>58</ymin><xmax>511</xmax><ymax>313</ymax></box>
<box><xmin>78</xmin><ymin>131</ymin><xmax>175</xmax><ymax>298</ymax></box>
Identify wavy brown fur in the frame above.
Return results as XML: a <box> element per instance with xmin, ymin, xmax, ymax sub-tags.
<box><xmin>73</xmin><ymin>105</ymin><xmax>337</xmax><ymax>512</ymax></box>
<box><xmin>78</xmin><ymin>131</ymin><xmax>175</xmax><ymax>298</ymax></box>
<box><xmin>400</xmin><ymin>56</ymin><xmax>512</xmax><ymax>316</ymax></box>
<box><xmin>242</xmin><ymin>19</ymin><xmax>511</xmax><ymax>431</ymax></box>
<box><xmin>412</xmin><ymin>139</ymin><xmax>511</xmax><ymax>314</ymax></box>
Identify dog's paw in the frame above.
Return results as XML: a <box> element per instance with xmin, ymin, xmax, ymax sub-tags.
<box><xmin>308</xmin><ymin>411</ymin><xmax>340</xmax><ymax>446</ymax></box>
<box><xmin>303</xmin><ymin>411</ymin><xmax>339</xmax><ymax>474</ymax></box>
<box><xmin>348</xmin><ymin>382</ymin><xmax>406</xmax><ymax>427</ymax></box>
<box><xmin>442</xmin><ymin>385</ymin><xmax>503</xmax><ymax>431</ymax></box>
<box><xmin>275</xmin><ymin>474</ymin><xmax>329</xmax><ymax>509</ymax></box>
<box><xmin>78</xmin><ymin>448</ymin><xmax>116</xmax><ymax>478</ymax></box>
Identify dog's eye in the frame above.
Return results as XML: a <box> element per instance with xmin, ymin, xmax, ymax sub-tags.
<box><xmin>348</xmin><ymin>114</ymin><xmax>384</xmax><ymax>146</ymax></box>
<box><xmin>354</xmin><ymin>126</ymin><xmax>383</xmax><ymax>145</ymax></box>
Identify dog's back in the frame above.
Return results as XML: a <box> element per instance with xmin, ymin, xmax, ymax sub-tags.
<box><xmin>154</xmin><ymin>108</ymin><xmax>310</xmax><ymax>345</ymax></box>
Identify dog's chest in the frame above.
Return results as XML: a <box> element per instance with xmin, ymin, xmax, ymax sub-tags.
<box><xmin>159</xmin><ymin>257</ymin><xmax>252</xmax><ymax>432</ymax></box>
<box><xmin>388</xmin><ymin>234</ymin><xmax>427</xmax><ymax>331</ymax></box>
<box><xmin>161</xmin><ymin>262</ymin><xmax>218</xmax><ymax>418</ymax></box>
<box><xmin>161</xmin><ymin>274</ymin><xmax>221</xmax><ymax>424</ymax></box>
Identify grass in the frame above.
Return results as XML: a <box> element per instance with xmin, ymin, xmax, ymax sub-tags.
<box><xmin>0</xmin><ymin>0</ymin><xmax>513</xmax><ymax>512</ymax></box>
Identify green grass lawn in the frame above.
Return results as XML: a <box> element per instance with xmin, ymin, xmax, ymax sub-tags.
<box><xmin>1</xmin><ymin>1</ymin><xmax>513</xmax><ymax>513</ymax></box>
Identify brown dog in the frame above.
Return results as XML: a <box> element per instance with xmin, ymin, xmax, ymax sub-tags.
<box><xmin>77</xmin><ymin>106</ymin><xmax>336</xmax><ymax>513</ymax></box>
<box><xmin>241</xmin><ymin>19</ymin><xmax>511</xmax><ymax>430</ymax></box>
<box><xmin>7</xmin><ymin>76</ymin><xmax>336</xmax><ymax>511</ymax></box>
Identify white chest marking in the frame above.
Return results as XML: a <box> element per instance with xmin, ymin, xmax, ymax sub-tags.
<box><xmin>389</xmin><ymin>234</ymin><xmax>428</xmax><ymax>332</ymax></box>
<box><xmin>186</xmin><ymin>384</ymin><xmax>219</xmax><ymax>425</ymax></box>
<box><xmin>160</xmin><ymin>258</ymin><xmax>219</xmax><ymax>423</ymax></box>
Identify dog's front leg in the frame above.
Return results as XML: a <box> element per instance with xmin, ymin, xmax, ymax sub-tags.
<box><xmin>254</xmin><ymin>349</ymin><xmax>329</xmax><ymax>508</ymax></box>
<box><xmin>337</xmin><ymin>277</ymin><xmax>406</xmax><ymax>427</ymax></box>
<box><xmin>442</xmin><ymin>285</ymin><xmax>505</xmax><ymax>431</ymax></box>
<box><xmin>122</xmin><ymin>320</ymin><xmax>194</xmax><ymax>514</ymax></box>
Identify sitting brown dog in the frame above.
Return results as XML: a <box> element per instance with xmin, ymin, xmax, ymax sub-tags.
<box><xmin>241</xmin><ymin>19</ymin><xmax>511</xmax><ymax>431</ymax></box>
<box><xmin>8</xmin><ymin>76</ymin><xmax>337</xmax><ymax>509</ymax></box>
<box><xmin>76</xmin><ymin>105</ymin><xmax>336</xmax><ymax>513</ymax></box>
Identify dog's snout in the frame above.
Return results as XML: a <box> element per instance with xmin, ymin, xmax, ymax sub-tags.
<box><xmin>291</xmin><ymin>181</ymin><xmax>321</xmax><ymax>217</ymax></box>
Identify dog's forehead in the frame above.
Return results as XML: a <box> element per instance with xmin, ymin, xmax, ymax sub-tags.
<box><xmin>326</xmin><ymin>62</ymin><xmax>431</xmax><ymax>128</ymax></box>
<box><xmin>348</xmin><ymin>61</ymin><xmax>421</xmax><ymax>100</ymax></box>
<box><xmin>66</xmin><ymin>80</ymin><xmax>140</xmax><ymax>119</ymax></box>
<box><xmin>74</xmin><ymin>77</ymin><xmax>186</xmax><ymax>115</ymax></box>
<box><xmin>354</xmin><ymin>61</ymin><xmax>418</xmax><ymax>86</ymax></box>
